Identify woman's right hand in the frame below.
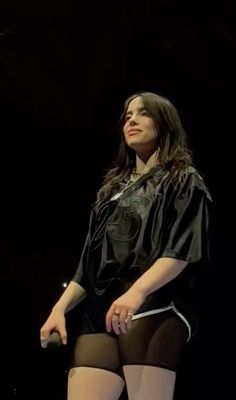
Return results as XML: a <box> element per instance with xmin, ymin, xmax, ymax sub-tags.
<box><xmin>40</xmin><ymin>308</ymin><xmax>67</xmax><ymax>348</ymax></box>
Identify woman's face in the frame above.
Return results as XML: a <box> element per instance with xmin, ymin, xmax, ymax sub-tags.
<box><xmin>123</xmin><ymin>97</ymin><xmax>158</xmax><ymax>157</ymax></box>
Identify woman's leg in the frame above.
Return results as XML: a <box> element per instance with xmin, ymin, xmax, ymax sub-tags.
<box><xmin>68</xmin><ymin>367</ymin><xmax>124</xmax><ymax>400</ymax></box>
<box><xmin>67</xmin><ymin>333</ymin><xmax>125</xmax><ymax>400</ymax></box>
<box><xmin>123</xmin><ymin>365</ymin><xmax>175</xmax><ymax>400</ymax></box>
<box><xmin>119</xmin><ymin>310</ymin><xmax>188</xmax><ymax>400</ymax></box>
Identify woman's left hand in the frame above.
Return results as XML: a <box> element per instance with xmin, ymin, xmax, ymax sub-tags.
<box><xmin>105</xmin><ymin>287</ymin><xmax>146</xmax><ymax>335</ymax></box>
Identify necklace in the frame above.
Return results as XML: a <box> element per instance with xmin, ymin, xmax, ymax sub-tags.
<box><xmin>110</xmin><ymin>172</ymin><xmax>139</xmax><ymax>201</ymax></box>
<box><xmin>110</xmin><ymin>163</ymin><xmax>161</xmax><ymax>202</ymax></box>
<box><xmin>130</xmin><ymin>167</ymin><xmax>153</xmax><ymax>182</ymax></box>
<box><xmin>111</xmin><ymin>167</ymin><xmax>152</xmax><ymax>201</ymax></box>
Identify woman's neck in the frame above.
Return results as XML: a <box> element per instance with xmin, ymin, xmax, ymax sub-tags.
<box><xmin>135</xmin><ymin>150</ymin><xmax>160</xmax><ymax>175</ymax></box>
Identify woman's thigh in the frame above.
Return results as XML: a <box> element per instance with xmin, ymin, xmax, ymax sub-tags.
<box><xmin>71</xmin><ymin>332</ymin><xmax>124</xmax><ymax>377</ymax></box>
<box><xmin>118</xmin><ymin>310</ymin><xmax>189</xmax><ymax>371</ymax></box>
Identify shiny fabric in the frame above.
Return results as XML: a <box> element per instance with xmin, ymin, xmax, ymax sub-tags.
<box><xmin>72</xmin><ymin>165</ymin><xmax>212</xmax><ymax>336</ymax></box>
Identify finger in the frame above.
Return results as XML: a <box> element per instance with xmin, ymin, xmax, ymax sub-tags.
<box><xmin>40</xmin><ymin>328</ymin><xmax>48</xmax><ymax>339</ymax></box>
<box><xmin>125</xmin><ymin>312</ymin><xmax>133</xmax><ymax>331</ymax></box>
<box><xmin>40</xmin><ymin>331</ymin><xmax>49</xmax><ymax>348</ymax></box>
<box><xmin>118</xmin><ymin>320</ymin><xmax>127</xmax><ymax>334</ymax></box>
<box><xmin>40</xmin><ymin>328</ymin><xmax>49</xmax><ymax>340</ymax></box>
<box><xmin>118</xmin><ymin>309</ymin><xmax>128</xmax><ymax>334</ymax></box>
<box><xmin>105</xmin><ymin>306</ymin><xmax>115</xmax><ymax>332</ymax></box>
<box><xmin>111</xmin><ymin>314</ymin><xmax>121</xmax><ymax>335</ymax></box>
<box><xmin>59</xmin><ymin>329</ymin><xmax>67</xmax><ymax>345</ymax></box>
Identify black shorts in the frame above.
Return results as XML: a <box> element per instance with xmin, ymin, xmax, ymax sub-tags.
<box><xmin>70</xmin><ymin>309</ymin><xmax>189</xmax><ymax>376</ymax></box>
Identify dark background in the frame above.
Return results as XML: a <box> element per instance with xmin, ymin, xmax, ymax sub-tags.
<box><xmin>0</xmin><ymin>3</ymin><xmax>233</xmax><ymax>399</ymax></box>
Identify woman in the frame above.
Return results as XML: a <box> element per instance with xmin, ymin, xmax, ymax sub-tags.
<box><xmin>40</xmin><ymin>91</ymin><xmax>212</xmax><ymax>400</ymax></box>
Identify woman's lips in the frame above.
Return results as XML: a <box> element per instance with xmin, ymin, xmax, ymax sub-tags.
<box><xmin>128</xmin><ymin>129</ymin><xmax>141</xmax><ymax>136</ymax></box>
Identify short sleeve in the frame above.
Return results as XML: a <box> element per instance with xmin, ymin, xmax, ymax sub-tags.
<box><xmin>160</xmin><ymin>171</ymin><xmax>212</xmax><ymax>264</ymax></box>
<box><xmin>71</xmin><ymin>208</ymin><xmax>96</xmax><ymax>291</ymax></box>
<box><xmin>72</xmin><ymin>232</ymin><xmax>90</xmax><ymax>290</ymax></box>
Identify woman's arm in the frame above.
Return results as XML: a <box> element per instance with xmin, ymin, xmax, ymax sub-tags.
<box><xmin>52</xmin><ymin>280</ymin><xmax>87</xmax><ymax>314</ymax></box>
<box><xmin>130</xmin><ymin>257</ymin><xmax>187</xmax><ymax>298</ymax></box>
<box><xmin>40</xmin><ymin>281</ymin><xmax>87</xmax><ymax>345</ymax></box>
<box><xmin>106</xmin><ymin>257</ymin><xmax>187</xmax><ymax>334</ymax></box>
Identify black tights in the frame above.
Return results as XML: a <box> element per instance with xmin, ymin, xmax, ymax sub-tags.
<box><xmin>70</xmin><ymin>310</ymin><xmax>188</xmax><ymax>377</ymax></box>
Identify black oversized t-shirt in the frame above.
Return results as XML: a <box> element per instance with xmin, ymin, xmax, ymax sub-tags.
<box><xmin>72</xmin><ymin>165</ymin><xmax>212</xmax><ymax>333</ymax></box>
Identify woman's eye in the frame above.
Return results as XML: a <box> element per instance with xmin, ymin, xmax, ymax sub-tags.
<box><xmin>141</xmin><ymin>110</ymin><xmax>148</xmax><ymax>116</ymax></box>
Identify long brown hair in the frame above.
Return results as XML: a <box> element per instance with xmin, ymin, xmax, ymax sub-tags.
<box><xmin>97</xmin><ymin>91</ymin><xmax>193</xmax><ymax>201</ymax></box>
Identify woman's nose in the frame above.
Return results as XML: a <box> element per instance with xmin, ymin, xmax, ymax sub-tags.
<box><xmin>129</xmin><ymin>114</ymin><xmax>138</xmax><ymax>125</ymax></box>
